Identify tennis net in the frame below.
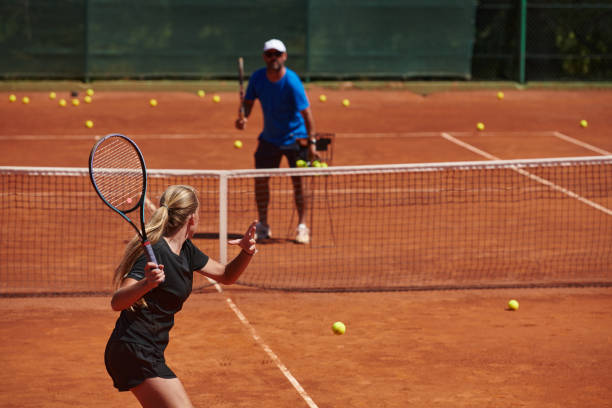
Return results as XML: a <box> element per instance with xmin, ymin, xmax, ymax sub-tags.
<box><xmin>1</xmin><ymin>156</ymin><xmax>611</xmax><ymax>295</ymax></box>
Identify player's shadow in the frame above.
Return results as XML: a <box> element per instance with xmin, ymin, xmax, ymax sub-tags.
<box><xmin>194</xmin><ymin>232</ymin><xmax>295</xmax><ymax>245</ymax></box>
<box><xmin>254</xmin><ymin>237</ymin><xmax>295</xmax><ymax>245</ymax></box>
<box><xmin>193</xmin><ymin>232</ymin><xmax>243</xmax><ymax>240</ymax></box>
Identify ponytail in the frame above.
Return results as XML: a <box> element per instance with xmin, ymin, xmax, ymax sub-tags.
<box><xmin>112</xmin><ymin>185</ymin><xmax>199</xmax><ymax>292</ymax></box>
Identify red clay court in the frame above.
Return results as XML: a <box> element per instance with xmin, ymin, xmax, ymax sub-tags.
<box><xmin>1</xmin><ymin>86</ymin><xmax>611</xmax><ymax>407</ymax></box>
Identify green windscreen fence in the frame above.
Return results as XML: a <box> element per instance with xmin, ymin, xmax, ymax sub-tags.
<box><xmin>473</xmin><ymin>0</ymin><xmax>612</xmax><ymax>81</ymax></box>
<box><xmin>1</xmin><ymin>1</ymin><xmax>610</xmax><ymax>81</ymax></box>
<box><xmin>0</xmin><ymin>0</ymin><xmax>86</xmax><ymax>78</ymax></box>
<box><xmin>0</xmin><ymin>0</ymin><xmax>476</xmax><ymax>80</ymax></box>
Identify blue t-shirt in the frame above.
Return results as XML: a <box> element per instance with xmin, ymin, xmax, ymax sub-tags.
<box><xmin>245</xmin><ymin>67</ymin><xmax>310</xmax><ymax>147</ymax></box>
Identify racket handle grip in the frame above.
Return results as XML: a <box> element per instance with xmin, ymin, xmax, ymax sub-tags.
<box><xmin>143</xmin><ymin>241</ymin><xmax>158</xmax><ymax>265</ymax></box>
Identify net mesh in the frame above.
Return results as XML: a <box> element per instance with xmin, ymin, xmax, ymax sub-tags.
<box><xmin>1</xmin><ymin>157</ymin><xmax>611</xmax><ymax>296</ymax></box>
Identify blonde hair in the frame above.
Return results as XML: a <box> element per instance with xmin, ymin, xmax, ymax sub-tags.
<box><xmin>112</xmin><ymin>185</ymin><xmax>199</xmax><ymax>291</ymax></box>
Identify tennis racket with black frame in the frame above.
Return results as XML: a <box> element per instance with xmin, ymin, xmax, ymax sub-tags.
<box><xmin>88</xmin><ymin>133</ymin><xmax>158</xmax><ymax>265</ymax></box>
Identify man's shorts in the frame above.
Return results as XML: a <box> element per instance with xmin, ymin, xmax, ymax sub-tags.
<box><xmin>104</xmin><ymin>340</ymin><xmax>176</xmax><ymax>391</ymax></box>
<box><xmin>255</xmin><ymin>139</ymin><xmax>307</xmax><ymax>169</ymax></box>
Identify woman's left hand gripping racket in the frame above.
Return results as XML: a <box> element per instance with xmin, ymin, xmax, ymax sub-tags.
<box><xmin>88</xmin><ymin>133</ymin><xmax>158</xmax><ymax>265</ymax></box>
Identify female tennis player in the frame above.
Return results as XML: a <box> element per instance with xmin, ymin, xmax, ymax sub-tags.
<box><xmin>104</xmin><ymin>184</ymin><xmax>257</xmax><ymax>407</ymax></box>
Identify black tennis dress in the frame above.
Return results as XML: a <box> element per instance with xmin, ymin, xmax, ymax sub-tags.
<box><xmin>104</xmin><ymin>238</ymin><xmax>209</xmax><ymax>391</ymax></box>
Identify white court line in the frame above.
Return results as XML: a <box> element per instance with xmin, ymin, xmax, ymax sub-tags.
<box><xmin>0</xmin><ymin>133</ymin><xmax>239</xmax><ymax>141</ymax></box>
<box><xmin>440</xmin><ymin>133</ymin><xmax>499</xmax><ymax>160</ymax></box>
<box><xmin>206</xmin><ymin>279</ymin><xmax>319</xmax><ymax>408</ymax></box>
<box><xmin>0</xmin><ymin>130</ymin><xmax>563</xmax><ymax>141</ymax></box>
<box><xmin>1</xmin><ymin>132</ymin><xmax>437</xmax><ymax>140</ymax></box>
<box><xmin>552</xmin><ymin>131</ymin><xmax>612</xmax><ymax>155</ymax></box>
<box><xmin>441</xmin><ymin>132</ymin><xmax>612</xmax><ymax>216</ymax></box>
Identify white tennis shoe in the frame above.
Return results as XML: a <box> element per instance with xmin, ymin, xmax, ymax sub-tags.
<box><xmin>295</xmin><ymin>223</ymin><xmax>310</xmax><ymax>244</ymax></box>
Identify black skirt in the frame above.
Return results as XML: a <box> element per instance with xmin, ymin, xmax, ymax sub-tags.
<box><xmin>104</xmin><ymin>340</ymin><xmax>176</xmax><ymax>391</ymax></box>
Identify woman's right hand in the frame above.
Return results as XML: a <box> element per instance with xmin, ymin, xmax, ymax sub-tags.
<box><xmin>144</xmin><ymin>262</ymin><xmax>165</xmax><ymax>288</ymax></box>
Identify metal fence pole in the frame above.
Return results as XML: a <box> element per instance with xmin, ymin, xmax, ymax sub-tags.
<box><xmin>83</xmin><ymin>0</ymin><xmax>90</xmax><ymax>83</ymax></box>
<box><xmin>518</xmin><ymin>0</ymin><xmax>527</xmax><ymax>84</ymax></box>
<box><xmin>305</xmin><ymin>0</ymin><xmax>311</xmax><ymax>82</ymax></box>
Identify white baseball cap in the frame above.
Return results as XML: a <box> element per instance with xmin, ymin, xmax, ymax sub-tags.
<box><xmin>263</xmin><ymin>39</ymin><xmax>286</xmax><ymax>53</ymax></box>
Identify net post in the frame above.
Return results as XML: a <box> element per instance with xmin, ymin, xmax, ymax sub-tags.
<box><xmin>219</xmin><ymin>172</ymin><xmax>228</xmax><ymax>264</ymax></box>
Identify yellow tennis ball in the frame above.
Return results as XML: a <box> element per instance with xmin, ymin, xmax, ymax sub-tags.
<box><xmin>72</xmin><ymin>98</ymin><xmax>80</xmax><ymax>106</ymax></box>
<box><xmin>497</xmin><ymin>91</ymin><xmax>504</xmax><ymax>100</ymax></box>
<box><xmin>49</xmin><ymin>92</ymin><xmax>57</xmax><ymax>100</ymax></box>
<box><xmin>197</xmin><ymin>89</ymin><xmax>205</xmax><ymax>98</ymax></box>
<box><xmin>311</xmin><ymin>160</ymin><xmax>321</xmax><ymax>167</ymax></box>
<box><xmin>233</xmin><ymin>140</ymin><xmax>243</xmax><ymax>149</ymax></box>
<box><xmin>213</xmin><ymin>94</ymin><xmax>221</xmax><ymax>103</ymax></box>
<box><xmin>149</xmin><ymin>98</ymin><xmax>158</xmax><ymax>107</ymax></box>
<box><xmin>476</xmin><ymin>122</ymin><xmax>485</xmax><ymax>131</ymax></box>
<box><xmin>508</xmin><ymin>299</ymin><xmax>519</xmax><ymax>311</ymax></box>
<box><xmin>580</xmin><ymin>119</ymin><xmax>588</xmax><ymax>128</ymax></box>
<box><xmin>296</xmin><ymin>159</ymin><xmax>306</xmax><ymax>168</ymax></box>
<box><xmin>59</xmin><ymin>99</ymin><xmax>67</xmax><ymax>107</ymax></box>
<box><xmin>332</xmin><ymin>321</ymin><xmax>346</xmax><ymax>335</ymax></box>
<box><xmin>319</xmin><ymin>94</ymin><xmax>327</xmax><ymax>102</ymax></box>
<box><xmin>22</xmin><ymin>96</ymin><xmax>30</xmax><ymax>104</ymax></box>
<box><xmin>342</xmin><ymin>98</ymin><xmax>350</xmax><ymax>107</ymax></box>
<box><xmin>320</xmin><ymin>162</ymin><xmax>328</xmax><ymax>168</ymax></box>
<box><xmin>86</xmin><ymin>88</ymin><xmax>94</xmax><ymax>97</ymax></box>
<box><xmin>8</xmin><ymin>94</ymin><xmax>16</xmax><ymax>102</ymax></box>
<box><xmin>85</xmin><ymin>120</ymin><xmax>94</xmax><ymax>128</ymax></box>
<box><xmin>84</xmin><ymin>95</ymin><xmax>92</xmax><ymax>103</ymax></box>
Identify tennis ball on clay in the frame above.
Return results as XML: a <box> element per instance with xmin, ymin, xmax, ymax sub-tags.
<box><xmin>296</xmin><ymin>159</ymin><xmax>307</xmax><ymax>168</ymax></box>
<box><xmin>508</xmin><ymin>299</ymin><xmax>519</xmax><ymax>311</ymax></box>
<box><xmin>22</xmin><ymin>96</ymin><xmax>30</xmax><ymax>104</ymax></box>
<box><xmin>497</xmin><ymin>91</ymin><xmax>504</xmax><ymax>100</ymax></box>
<box><xmin>233</xmin><ymin>140</ymin><xmax>243</xmax><ymax>149</ymax></box>
<box><xmin>72</xmin><ymin>98</ymin><xmax>80</xmax><ymax>106</ymax></box>
<box><xmin>332</xmin><ymin>321</ymin><xmax>346</xmax><ymax>335</ymax></box>
<box><xmin>8</xmin><ymin>94</ymin><xmax>16</xmax><ymax>102</ymax></box>
<box><xmin>59</xmin><ymin>99</ymin><xmax>67</xmax><ymax>107</ymax></box>
<box><xmin>212</xmin><ymin>94</ymin><xmax>221</xmax><ymax>103</ymax></box>
<box><xmin>320</xmin><ymin>162</ymin><xmax>328</xmax><ymax>168</ymax></box>
<box><xmin>85</xmin><ymin>120</ymin><xmax>94</xmax><ymax>128</ymax></box>
<box><xmin>49</xmin><ymin>92</ymin><xmax>57</xmax><ymax>100</ymax></box>
<box><xmin>580</xmin><ymin>119</ymin><xmax>588</xmax><ymax>128</ymax></box>
<box><xmin>319</xmin><ymin>94</ymin><xmax>327</xmax><ymax>102</ymax></box>
<box><xmin>197</xmin><ymin>90</ymin><xmax>205</xmax><ymax>98</ymax></box>
<box><xmin>149</xmin><ymin>98</ymin><xmax>158</xmax><ymax>107</ymax></box>
<box><xmin>84</xmin><ymin>95</ymin><xmax>92</xmax><ymax>103</ymax></box>
<box><xmin>476</xmin><ymin>122</ymin><xmax>485</xmax><ymax>131</ymax></box>
<box><xmin>342</xmin><ymin>98</ymin><xmax>350</xmax><ymax>107</ymax></box>
<box><xmin>86</xmin><ymin>88</ymin><xmax>94</xmax><ymax>97</ymax></box>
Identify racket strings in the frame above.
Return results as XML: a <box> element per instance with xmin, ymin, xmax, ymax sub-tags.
<box><xmin>92</xmin><ymin>137</ymin><xmax>144</xmax><ymax>212</ymax></box>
